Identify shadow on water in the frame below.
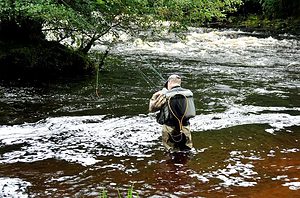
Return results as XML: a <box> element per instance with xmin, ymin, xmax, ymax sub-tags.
<box><xmin>167</xmin><ymin>151</ymin><xmax>193</xmax><ymax>165</ymax></box>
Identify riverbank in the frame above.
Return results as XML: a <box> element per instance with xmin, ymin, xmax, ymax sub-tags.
<box><xmin>206</xmin><ymin>15</ymin><xmax>300</xmax><ymax>37</ymax></box>
<box><xmin>0</xmin><ymin>14</ymin><xmax>299</xmax><ymax>84</ymax></box>
<box><xmin>0</xmin><ymin>40</ymin><xmax>95</xmax><ymax>83</ymax></box>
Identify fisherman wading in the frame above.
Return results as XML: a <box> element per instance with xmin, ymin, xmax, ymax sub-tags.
<box><xmin>149</xmin><ymin>74</ymin><xmax>196</xmax><ymax>152</ymax></box>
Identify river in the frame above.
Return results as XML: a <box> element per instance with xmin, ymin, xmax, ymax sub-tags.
<box><xmin>0</xmin><ymin>28</ymin><xmax>300</xmax><ymax>197</ymax></box>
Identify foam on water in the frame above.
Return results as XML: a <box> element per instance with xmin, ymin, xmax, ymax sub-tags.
<box><xmin>0</xmin><ymin>115</ymin><xmax>160</xmax><ymax>166</ymax></box>
<box><xmin>92</xmin><ymin>28</ymin><xmax>300</xmax><ymax>68</ymax></box>
<box><xmin>191</xmin><ymin>105</ymin><xmax>300</xmax><ymax>133</ymax></box>
<box><xmin>0</xmin><ymin>104</ymin><xmax>299</xmax><ymax>166</ymax></box>
<box><xmin>190</xmin><ymin>150</ymin><xmax>260</xmax><ymax>188</ymax></box>
<box><xmin>0</xmin><ymin>177</ymin><xmax>31</xmax><ymax>198</ymax></box>
<box><xmin>4</xmin><ymin>27</ymin><xmax>299</xmax><ymax>197</ymax></box>
<box><xmin>282</xmin><ymin>182</ymin><xmax>300</xmax><ymax>190</ymax></box>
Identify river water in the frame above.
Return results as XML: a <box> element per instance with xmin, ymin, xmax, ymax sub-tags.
<box><xmin>0</xmin><ymin>28</ymin><xmax>300</xmax><ymax>197</ymax></box>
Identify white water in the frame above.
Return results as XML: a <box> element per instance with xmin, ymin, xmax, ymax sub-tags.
<box><xmin>1</xmin><ymin>28</ymin><xmax>300</xmax><ymax>196</ymax></box>
<box><xmin>0</xmin><ymin>177</ymin><xmax>31</xmax><ymax>198</ymax></box>
<box><xmin>94</xmin><ymin>28</ymin><xmax>300</xmax><ymax>68</ymax></box>
<box><xmin>0</xmin><ymin>104</ymin><xmax>299</xmax><ymax>167</ymax></box>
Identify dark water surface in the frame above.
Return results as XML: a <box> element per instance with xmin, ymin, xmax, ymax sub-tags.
<box><xmin>0</xmin><ymin>28</ymin><xmax>300</xmax><ymax>197</ymax></box>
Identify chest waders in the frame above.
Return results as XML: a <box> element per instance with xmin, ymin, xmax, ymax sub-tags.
<box><xmin>164</xmin><ymin>88</ymin><xmax>196</xmax><ymax>144</ymax></box>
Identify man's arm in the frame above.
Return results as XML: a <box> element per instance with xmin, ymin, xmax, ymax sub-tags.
<box><xmin>149</xmin><ymin>91</ymin><xmax>166</xmax><ymax>112</ymax></box>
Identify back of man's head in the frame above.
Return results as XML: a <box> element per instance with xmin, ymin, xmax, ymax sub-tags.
<box><xmin>166</xmin><ymin>74</ymin><xmax>181</xmax><ymax>89</ymax></box>
<box><xmin>168</xmin><ymin>74</ymin><xmax>181</xmax><ymax>84</ymax></box>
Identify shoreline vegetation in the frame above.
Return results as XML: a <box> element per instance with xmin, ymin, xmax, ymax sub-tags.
<box><xmin>0</xmin><ymin>40</ymin><xmax>94</xmax><ymax>83</ymax></box>
<box><xmin>100</xmin><ymin>186</ymin><xmax>138</xmax><ymax>198</ymax></box>
<box><xmin>2</xmin><ymin>15</ymin><xmax>298</xmax><ymax>83</ymax></box>
<box><xmin>208</xmin><ymin>16</ymin><xmax>300</xmax><ymax>37</ymax></box>
<box><xmin>0</xmin><ymin>0</ymin><xmax>299</xmax><ymax>82</ymax></box>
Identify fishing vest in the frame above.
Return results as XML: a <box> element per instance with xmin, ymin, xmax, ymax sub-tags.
<box><xmin>156</xmin><ymin>86</ymin><xmax>196</xmax><ymax>126</ymax></box>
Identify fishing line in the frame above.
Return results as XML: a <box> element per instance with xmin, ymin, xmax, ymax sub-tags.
<box><xmin>94</xmin><ymin>44</ymin><xmax>114</xmax><ymax>97</ymax></box>
<box><xmin>135</xmin><ymin>66</ymin><xmax>157</xmax><ymax>88</ymax></box>
<box><xmin>88</xmin><ymin>1</ymin><xmax>166</xmax><ymax>90</ymax></box>
<box><xmin>111</xmin><ymin>46</ymin><xmax>164</xmax><ymax>89</ymax></box>
<box><xmin>95</xmin><ymin>65</ymin><xmax>100</xmax><ymax>97</ymax></box>
<box><xmin>137</xmin><ymin>53</ymin><xmax>165</xmax><ymax>83</ymax></box>
<box><xmin>61</xmin><ymin>1</ymin><xmax>166</xmax><ymax>92</ymax></box>
<box><xmin>134</xmin><ymin>53</ymin><xmax>166</xmax><ymax>89</ymax></box>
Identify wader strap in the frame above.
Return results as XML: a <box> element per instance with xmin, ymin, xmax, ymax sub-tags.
<box><xmin>167</xmin><ymin>94</ymin><xmax>189</xmax><ymax>142</ymax></box>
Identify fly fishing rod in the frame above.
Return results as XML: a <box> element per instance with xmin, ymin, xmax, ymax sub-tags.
<box><xmin>135</xmin><ymin>53</ymin><xmax>166</xmax><ymax>89</ymax></box>
<box><xmin>61</xmin><ymin>1</ymin><xmax>166</xmax><ymax>94</ymax></box>
<box><xmin>95</xmin><ymin>48</ymin><xmax>165</xmax><ymax>97</ymax></box>
<box><xmin>137</xmin><ymin>53</ymin><xmax>165</xmax><ymax>82</ymax></box>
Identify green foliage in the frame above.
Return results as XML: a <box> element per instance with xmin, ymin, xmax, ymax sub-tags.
<box><xmin>126</xmin><ymin>185</ymin><xmax>138</xmax><ymax>198</ymax></box>
<box><xmin>152</xmin><ymin>0</ymin><xmax>242</xmax><ymax>25</ymax></box>
<box><xmin>99</xmin><ymin>186</ymin><xmax>138</xmax><ymax>198</ymax></box>
<box><xmin>0</xmin><ymin>0</ymin><xmax>243</xmax><ymax>53</ymax></box>
<box><xmin>0</xmin><ymin>0</ymin><xmax>63</xmax><ymax>21</ymax></box>
<box><xmin>239</xmin><ymin>14</ymin><xmax>299</xmax><ymax>33</ymax></box>
<box><xmin>259</xmin><ymin>0</ymin><xmax>279</xmax><ymax>17</ymax></box>
<box><xmin>242</xmin><ymin>0</ymin><xmax>300</xmax><ymax>18</ymax></box>
<box><xmin>100</xmin><ymin>189</ymin><xmax>108</xmax><ymax>198</ymax></box>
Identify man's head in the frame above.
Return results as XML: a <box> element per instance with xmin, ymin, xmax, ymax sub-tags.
<box><xmin>165</xmin><ymin>74</ymin><xmax>181</xmax><ymax>90</ymax></box>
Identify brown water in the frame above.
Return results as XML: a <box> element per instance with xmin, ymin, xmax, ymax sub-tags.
<box><xmin>0</xmin><ymin>28</ymin><xmax>300</xmax><ymax>197</ymax></box>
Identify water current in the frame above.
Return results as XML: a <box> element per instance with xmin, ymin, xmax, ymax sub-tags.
<box><xmin>0</xmin><ymin>28</ymin><xmax>300</xmax><ymax>197</ymax></box>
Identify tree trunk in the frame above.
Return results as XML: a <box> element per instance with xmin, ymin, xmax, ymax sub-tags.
<box><xmin>78</xmin><ymin>35</ymin><xmax>99</xmax><ymax>54</ymax></box>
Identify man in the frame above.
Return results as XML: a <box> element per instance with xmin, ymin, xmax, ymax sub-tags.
<box><xmin>149</xmin><ymin>74</ymin><xmax>195</xmax><ymax>152</ymax></box>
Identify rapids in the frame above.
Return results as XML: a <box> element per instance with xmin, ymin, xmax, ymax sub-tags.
<box><xmin>0</xmin><ymin>28</ymin><xmax>299</xmax><ymax>197</ymax></box>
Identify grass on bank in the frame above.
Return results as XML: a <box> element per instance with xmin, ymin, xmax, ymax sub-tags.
<box><xmin>100</xmin><ymin>186</ymin><xmax>139</xmax><ymax>198</ymax></box>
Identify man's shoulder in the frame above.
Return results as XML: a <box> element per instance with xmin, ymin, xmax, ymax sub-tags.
<box><xmin>170</xmin><ymin>86</ymin><xmax>192</xmax><ymax>91</ymax></box>
<box><xmin>166</xmin><ymin>87</ymin><xmax>193</xmax><ymax>97</ymax></box>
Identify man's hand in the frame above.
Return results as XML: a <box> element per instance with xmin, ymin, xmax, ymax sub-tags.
<box><xmin>149</xmin><ymin>91</ymin><xmax>166</xmax><ymax>112</ymax></box>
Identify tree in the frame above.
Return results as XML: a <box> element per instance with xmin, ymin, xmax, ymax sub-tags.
<box><xmin>0</xmin><ymin>0</ymin><xmax>243</xmax><ymax>81</ymax></box>
<box><xmin>0</xmin><ymin>0</ymin><xmax>243</xmax><ymax>53</ymax></box>
<box><xmin>240</xmin><ymin>0</ymin><xmax>300</xmax><ymax>18</ymax></box>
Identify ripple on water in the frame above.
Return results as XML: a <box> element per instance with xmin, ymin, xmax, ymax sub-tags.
<box><xmin>0</xmin><ymin>115</ymin><xmax>161</xmax><ymax>166</ymax></box>
<box><xmin>282</xmin><ymin>182</ymin><xmax>300</xmax><ymax>190</ymax></box>
<box><xmin>0</xmin><ymin>103</ymin><xmax>300</xmax><ymax>166</ymax></box>
<box><xmin>190</xmin><ymin>150</ymin><xmax>260</xmax><ymax>189</ymax></box>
